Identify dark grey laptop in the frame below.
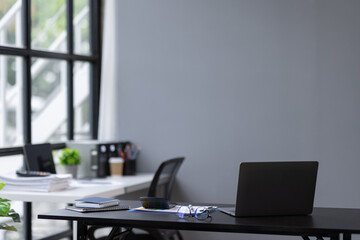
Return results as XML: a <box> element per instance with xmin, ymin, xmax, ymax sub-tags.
<box><xmin>220</xmin><ymin>161</ymin><xmax>318</xmax><ymax>217</ymax></box>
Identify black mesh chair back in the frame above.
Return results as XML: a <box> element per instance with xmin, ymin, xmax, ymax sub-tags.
<box><xmin>147</xmin><ymin>157</ymin><xmax>185</xmax><ymax>199</ymax></box>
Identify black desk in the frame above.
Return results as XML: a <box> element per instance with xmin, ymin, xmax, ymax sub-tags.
<box><xmin>38</xmin><ymin>201</ymin><xmax>360</xmax><ymax>240</ymax></box>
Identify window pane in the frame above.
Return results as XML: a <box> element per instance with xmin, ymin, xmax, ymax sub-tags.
<box><xmin>74</xmin><ymin>0</ymin><xmax>90</xmax><ymax>55</ymax></box>
<box><xmin>31</xmin><ymin>58</ymin><xmax>67</xmax><ymax>143</ymax></box>
<box><xmin>0</xmin><ymin>55</ymin><xmax>23</xmax><ymax>148</ymax></box>
<box><xmin>31</xmin><ymin>0</ymin><xmax>67</xmax><ymax>52</ymax></box>
<box><xmin>74</xmin><ymin>61</ymin><xmax>90</xmax><ymax>139</ymax></box>
<box><xmin>0</xmin><ymin>0</ymin><xmax>23</xmax><ymax>47</ymax></box>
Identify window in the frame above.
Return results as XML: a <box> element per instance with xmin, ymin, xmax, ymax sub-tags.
<box><xmin>0</xmin><ymin>0</ymin><xmax>101</xmax><ymax>239</ymax></box>
<box><xmin>0</xmin><ymin>0</ymin><xmax>101</xmax><ymax>150</ymax></box>
<box><xmin>0</xmin><ymin>55</ymin><xmax>23</xmax><ymax>147</ymax></box>
<box><xmin>74</xmin><ymin>61</ymin><xmax>91</xmax><ymax>140</ymax></box>
<box><xmin>31</xmin><ymin>0</ymin><xmax>67</xmax><ymax>52</ymax></box>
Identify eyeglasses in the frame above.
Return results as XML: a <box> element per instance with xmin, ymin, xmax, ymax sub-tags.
<box><xmin>177</xmin><ymin>205</ymin><xmax>217</xmax><ymax>220</ymax></box>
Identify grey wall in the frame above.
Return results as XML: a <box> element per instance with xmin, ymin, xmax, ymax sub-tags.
<box><xmin>108</xmin><ymin>0</ymin><xmax>360</xmax><ymax>239</ymax></box>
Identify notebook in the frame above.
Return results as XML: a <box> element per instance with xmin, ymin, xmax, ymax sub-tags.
<box><xmin>66</xmin><ymin>205</ymin><xmax>129</xmax><ymax>213</ymax></box>
<box><xmin>220</xmin><ymin>161</ymin><xmax>318</xmax><ymax>217</ymax></box>
<box><xmin>75</xmin><ymin>197</ymin><xmax>120</xmax><ymax>208</ymax></box>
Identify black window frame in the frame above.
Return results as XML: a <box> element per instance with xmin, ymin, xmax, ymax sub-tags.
<box><xmin>0</xmin><ymin>0</ymin><xmax>102</xmax><ymax>156</ymax></box>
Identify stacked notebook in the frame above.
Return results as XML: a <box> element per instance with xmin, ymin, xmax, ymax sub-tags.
<box><xmin>0</xmin><ymin>173</ymin><xmax>72</xmax><ymax>192</ymax></box>
<box><xmin>66</xmin><ymin>197</ymin><xmax>129</xmax><ymax>213</ymax></box>
<box><xmin>75</xmin><ymin>197</ymin><xmax>120</xmax><ymax>208</ymax></box>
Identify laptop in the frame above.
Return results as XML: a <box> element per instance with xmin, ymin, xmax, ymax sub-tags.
<box><xmin>23</xmin><ymin>143</ymin><xmax>57</xmax><ymax>173</ymax></box>
<box><xmin>220</xmin><ymin>161</ymin><xmax>318</xmax><ymax>217</ymax></box>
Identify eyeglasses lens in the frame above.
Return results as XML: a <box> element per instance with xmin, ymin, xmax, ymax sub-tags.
<box><xmin>177</xmin><ymin>206</ymin><xmax>191</xmax><ymax>219</ymax></box>
<box><xmin>194</xmin><ymin>207</ymin><xmax>209</xmax><ymax>220</ymax></box>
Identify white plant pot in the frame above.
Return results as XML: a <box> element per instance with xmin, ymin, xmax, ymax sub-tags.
<box><xmin>59</xmin><ymin>165</ymin><xmax>78</xmax><ymax>178</ymax></box>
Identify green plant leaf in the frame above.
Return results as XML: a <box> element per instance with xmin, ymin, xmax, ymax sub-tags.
<box><xmin>0</xmin><ymin>182</ymin><xmax>5</xmax><ymax>190</ymax></box>
<box><xmin>0</xmin><ymin>186</ymin><xmax>21</xmax><ymax>225</ymax></box>
<box><xmin>8</xmin><ymin>209</ymin><xmax>21</xmax><ymax>222</ymax></box>
<box><xmin>0</xmin><ymin>223</ymin><xmax>17</xmax><ymax>231</ymax></box>
<box><xmin>59</xmin><ymin>148</ymin><xmax>81</xmax><ymax>166</ymax></box>
<box><xmin>0</xmin><ymin>200</ymin><xmax>11</xmax><ymax>216</ymax></box>
<box><xmin>0</xmin><ymin>197</ymin><xmax>10</xmax><ymax>202</ymax></box>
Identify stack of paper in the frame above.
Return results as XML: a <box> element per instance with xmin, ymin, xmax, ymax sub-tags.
<box><xmin>0</xmin><ymin>173</ymin><xmax>72</xmax><ymax>192</ymax></box>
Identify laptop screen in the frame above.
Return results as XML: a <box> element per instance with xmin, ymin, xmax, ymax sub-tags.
<box><xmin>23</xmin><ymin>143</ymin><xmax>56</xmax><ymax>173</ymax></box>
<box><xmin>234</xmin><ymin>161</ymin><xmax>318</xmax><ymax>217</ymax></box>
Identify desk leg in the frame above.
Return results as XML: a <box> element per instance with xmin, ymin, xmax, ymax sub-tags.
<box><xmin>76</xmin><ymin>221</ymin><xmax>88</xmax><ymax>240</ymax></box>
<box><xmin>68</xmin><ymin>219</ymin><xmax>73</xmax><ymax>240</ymax></box>
<box><xmin>330</xmin><ymin>233</ymin><xmax>340</xmax><ymax>240</ymax></box>
<box><xmin>24</xmin><ymin>202</ymin><xmax>32</xmax><ymax>240</ymax></box>
<box><xmin>343</xmin><ymin>233</ymin><xmax>351</xmax><ymax>240</ymax></box>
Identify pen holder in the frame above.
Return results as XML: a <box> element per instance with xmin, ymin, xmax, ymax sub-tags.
<box><xmin>123</xmin><ymin>158</ymin><xmax>136</xmax><ymax>175</ymax></box>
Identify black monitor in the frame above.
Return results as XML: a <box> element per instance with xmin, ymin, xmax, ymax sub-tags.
<box><xmin>23</xmin><ymin>143</ymin><xmax>56</xmax><ymax>173</ymax></box>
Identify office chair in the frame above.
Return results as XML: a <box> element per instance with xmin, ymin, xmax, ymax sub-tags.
<box><xmin>88</xmin><ymin>157</ymin><xmax>185</xmax><ymax>240</ymax></box>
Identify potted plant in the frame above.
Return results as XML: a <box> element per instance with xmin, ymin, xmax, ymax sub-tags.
<box><xmin>0</xmin><ymin>182</ymin><xmax>20</xmax><ymax>231</ymax></box>
<box><xmin>59</xmin><ymin>148</ymin><xmax>81</xmax><ymax>178</ymax></box>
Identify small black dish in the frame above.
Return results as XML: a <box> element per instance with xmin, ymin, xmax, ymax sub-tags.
<box><xmin>139</xmin><ymin>197</ymin><xmax>170</xmax><ymax>209</ymax></box>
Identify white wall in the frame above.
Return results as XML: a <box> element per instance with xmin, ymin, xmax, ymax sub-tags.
<box><xmin>105</xmin><ymin>0</ymin><xmax>360</xmax><ymax>239</ymax></box>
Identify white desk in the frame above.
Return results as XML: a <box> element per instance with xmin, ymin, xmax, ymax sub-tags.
<box><xmin>1</xmin><ymin>173</ymin><xmax>154</xmax><ymax>240</ymax></box>
<box><xmin>1</xmin><ymin>173</ymin><xmax>154</xmax><ymax>203</ymax></box>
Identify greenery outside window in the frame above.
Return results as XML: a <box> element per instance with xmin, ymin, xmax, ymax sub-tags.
<box><xmin>0</xmin><ymin>0</ymin><xmax>101</xmax><ymax>151</ymax></box>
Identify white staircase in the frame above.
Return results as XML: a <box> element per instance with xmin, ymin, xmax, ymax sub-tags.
<box><xmin>0</xmin><ymin>1</ymin><xmax>90</xmax><ymax>146</ymax></box>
